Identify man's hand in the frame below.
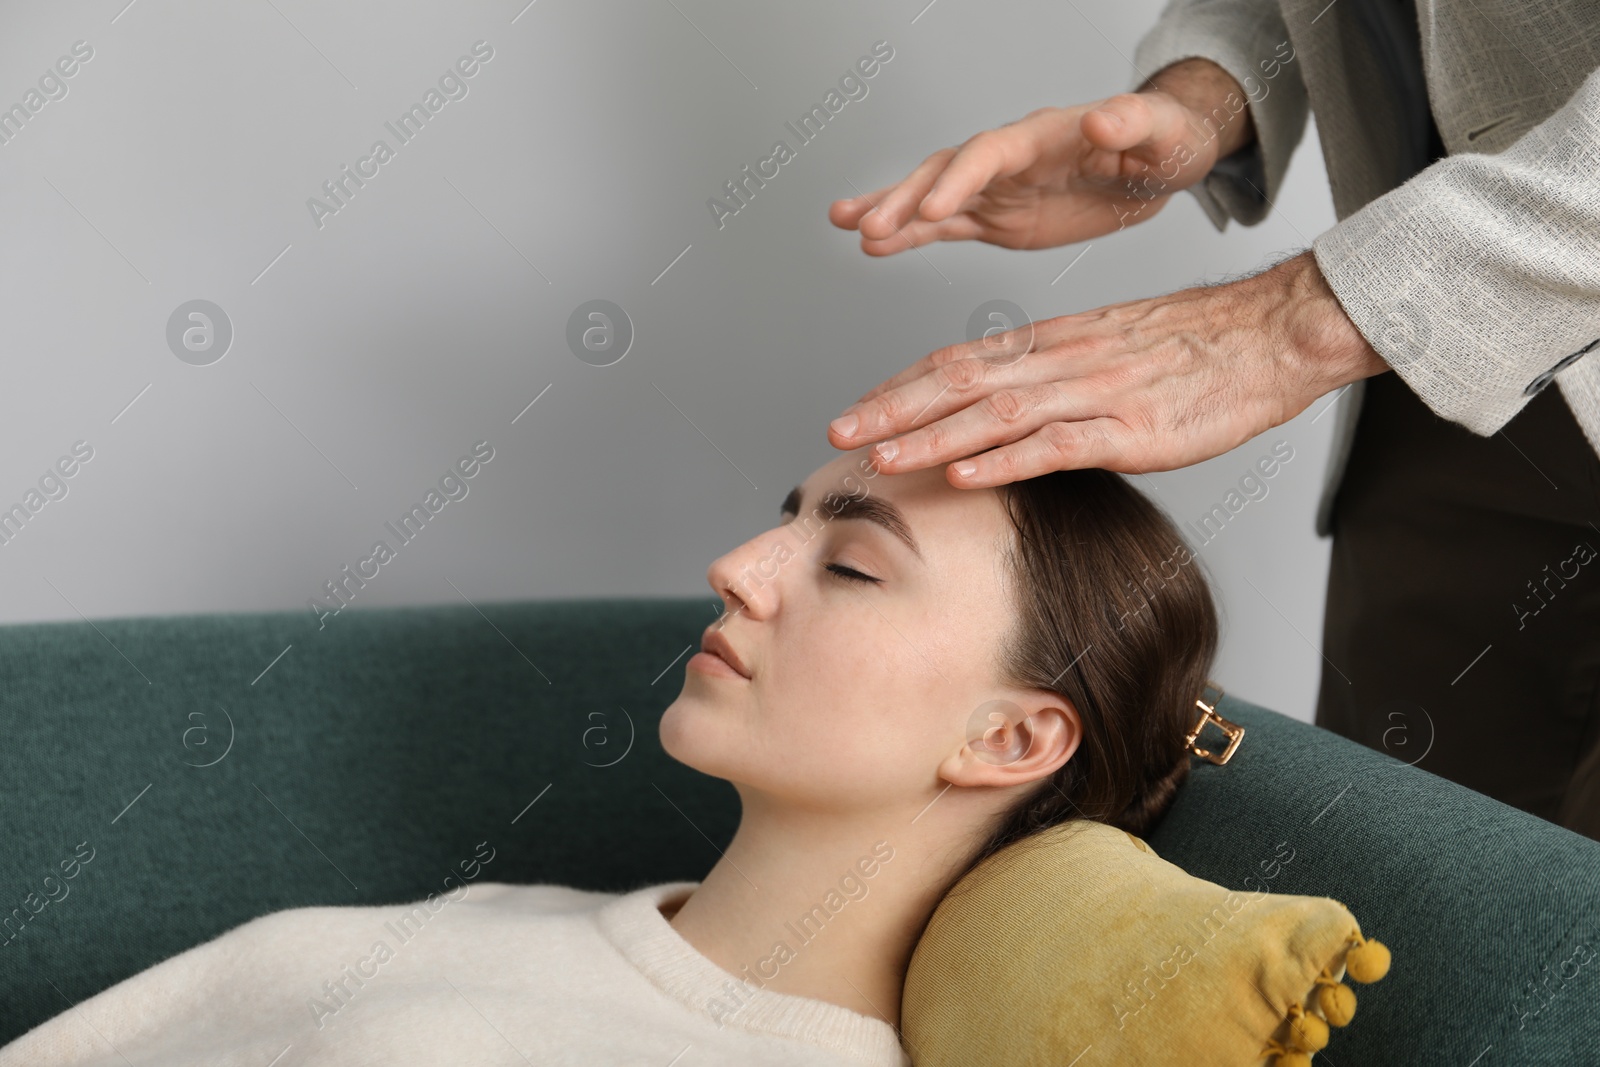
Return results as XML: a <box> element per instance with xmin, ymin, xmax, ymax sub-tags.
<box><xmin>828</xmin><ymin>58</ymin><xmax>1256</xmax><ymax>255</ymax></box>
<box><xmin>826</xmin><ymin>251</ymin><xmax>1392</xmax><ymax>485</ymax></box>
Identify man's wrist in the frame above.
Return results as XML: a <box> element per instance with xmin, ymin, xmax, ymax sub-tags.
<box><xmin>1137</xmin><ymin>57</ymin><xmax>1257</xmax><ymax>162</ymax></box>
<box><xmin>1268</xmin><ymin>251</ymin><xmax>1391</xmax><ymax>401</ymax></box>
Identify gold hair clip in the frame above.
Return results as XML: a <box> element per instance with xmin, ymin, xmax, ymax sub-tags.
<box><xmin>1184</xmin><ymin>680</ymin><xmax>1244</xmax><ymax>765</ymax></box>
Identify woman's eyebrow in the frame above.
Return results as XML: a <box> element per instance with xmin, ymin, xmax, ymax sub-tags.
<box><xmin>781</xmin><ymin>484</ymin><xmax>922</xmax><ymax>561</ymax></box>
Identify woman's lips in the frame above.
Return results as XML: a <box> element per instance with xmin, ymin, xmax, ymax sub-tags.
<box><xmin>698</xmin><ymin>629</ymin><xmax>752</xmax><ymax>678</ymax></box>
<box><xmin>688</xmin><ymin>650</ymin><xmax>749</xmax><ymax>680</ymax></box>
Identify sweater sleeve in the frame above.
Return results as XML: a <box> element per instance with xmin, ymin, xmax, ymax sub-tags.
<box><xmin>1129</xmin><ymin>0</ymin><xmax>1310</xmax><ymax>230</ymax></box>
<box><xmin>1312</xmin><ymin>62</ymin><xmax>1600</xmax><ymax>434</ymax></box>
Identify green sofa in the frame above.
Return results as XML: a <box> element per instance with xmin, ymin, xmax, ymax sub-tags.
<box><xmin>3</xmin><ymin>598</ymin><xmax>1597</xmax><ymax>1063</ymax></box>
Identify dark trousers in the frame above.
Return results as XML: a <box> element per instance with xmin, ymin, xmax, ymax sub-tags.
<box><xmin>1315</xmin><ymin>369</ymin><xmax>1600</xmax><ymax>843</ymax></box>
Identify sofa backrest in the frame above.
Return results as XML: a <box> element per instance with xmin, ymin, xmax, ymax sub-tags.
<box><xmin>2</xmin><ymin>598</ymin><xmax>1596</xmax><ymax>1062</ymax></box>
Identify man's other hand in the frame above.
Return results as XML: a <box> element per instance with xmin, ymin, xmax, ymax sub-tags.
<box><xmin>827</xmin><ymin>58</ymin><xmax>1256</xmax><ymax>256</ymax></box>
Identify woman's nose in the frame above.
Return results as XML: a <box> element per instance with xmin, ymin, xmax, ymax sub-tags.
<box><xmin>706</xmin><ymin>525</ymin><xmax>792</xmax><ymax>621</ymax></box>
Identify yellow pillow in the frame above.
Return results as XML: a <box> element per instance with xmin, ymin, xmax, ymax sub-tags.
<box><xmin>901</xmin><ymin>819</ymin><xmax>1391</xmax><ymax>1067</ymax></box>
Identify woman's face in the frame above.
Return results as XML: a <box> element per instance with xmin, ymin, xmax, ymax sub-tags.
<box><xmin>661</xmin><ymin>446</ymin><xmax>1066</xmax><ymax>814</ymax></box>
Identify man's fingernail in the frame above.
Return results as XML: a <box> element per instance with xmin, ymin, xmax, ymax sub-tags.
<box><xmin>953</xmin><ymin>461</ymin><xmax>977</xmax><ymax>478</ymax></box>
<box><xmin>830</xmin><ymin>413</ymin><xmax>859</xmax><ymax>437</ymax></box>
<box><xmin>874</xmin><ymin>440</ymin><xmax>898</xmax><ymax>464</ymax></box>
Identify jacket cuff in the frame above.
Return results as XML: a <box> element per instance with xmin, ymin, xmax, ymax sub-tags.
<box><xmin>1130</xmin><ymin>4</ymin><xmax>1310</xmax><ymax>230</ymax></box>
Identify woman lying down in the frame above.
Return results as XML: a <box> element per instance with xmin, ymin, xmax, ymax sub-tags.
<box><xmin>0</xmin><ymin>444</ymin><xmax>1219</xmax><ymax>1067</ymax></box>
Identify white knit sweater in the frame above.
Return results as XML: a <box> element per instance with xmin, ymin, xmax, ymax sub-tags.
<box><xmin>0</xmin><ymin>881</ymin><xmax>913</xmax><ymax>1067</ymax></box>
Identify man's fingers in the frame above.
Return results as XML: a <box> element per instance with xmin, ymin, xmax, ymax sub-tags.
<box><xmin>859</xmin><ymin>382</ymin><xmax>1074</xmax><ymax>473</ymax></box>
<box><xmin>827</xmin><ymin>358</ymin><xmax>982</xmax><ymax>449</ymax></box>
<box><xmin>855</xmin><ymin>211</ymin><xmax>988</xmax><ymax>256</ymax></box>
<box><xmin>829</xmin><ymin>340</ymin><xmax>1052</xmax><ymax>450</ymax></box>
<box><xmin>944</xmin><ymin>418</ymin><xmax>1127</xmax><ymax>488</ymax></box>
<box><xmin>1079</xmin><ymin>93</ymin><xmax>1158</xmax><ymax>152</ymax></box>
<box><xmin>852</xmin><ymin>118</ymin><xmax>1044</xmax><ymax>241</ymax></box>
<box><xmin>918</xmin><ymin>125</ymin><xmax>1038</xmax><ymax>221</ymax></box>
<box><xmin>853</xmin><ymin>148</ymin><xmax>959</xmax><ymax>240</ymax></box>
<box><xmin>847</xmin><ymin>340</ymin><xmax>983</xmax><ymax>413</ymax></box>
<box><xmin>850</xmin><ymin>357</ymin><xmax>940</xmax><ymax>409</ymax></box>
<box><xmin>854</xmin><ymin>320</ymin><xmax>1043</xmax><ymax>406</ymax></box>
<box><xmin>1082</xmin><ymin>91</ymin><xmax>1206</xmax><ymax>177</ymax></box>
<box><xmin>829</xmin><ymin>179</ymin><xmax>902</xmax><ymax>228</ymax></box>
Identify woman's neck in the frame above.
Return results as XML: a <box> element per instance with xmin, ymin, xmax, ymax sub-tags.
<box><xmin>665</xmin><ymin>793</ymin><xmax>978</xmax><ymax>1030</ymax></box>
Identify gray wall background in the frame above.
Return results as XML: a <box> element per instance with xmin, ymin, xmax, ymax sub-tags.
<box><xmin>0</xmin><ymin>0</ymin><xmax>1342</xmax><ymax>722</ymax></box>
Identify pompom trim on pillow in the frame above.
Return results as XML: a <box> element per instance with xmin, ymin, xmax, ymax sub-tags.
<box><xmin>1261</xmin><ymin>927</ymin><xmax>1392</xmax><ymax>1066</ymax></box>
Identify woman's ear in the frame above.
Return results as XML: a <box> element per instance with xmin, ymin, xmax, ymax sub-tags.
<box><xmin>940</xmin><ymin>692</ymin><xmax>1082</xmax><ymax>789</ymax></box>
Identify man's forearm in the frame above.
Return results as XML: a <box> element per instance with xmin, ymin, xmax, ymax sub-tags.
<box><xmin>1138</xmin><ymin>57</ymin><xmax>1257</xmax><ymax>162</ymax></box>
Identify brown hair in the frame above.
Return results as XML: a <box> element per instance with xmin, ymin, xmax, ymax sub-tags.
<box><xmin>969</xmin><ymin>467</ymin><xmax>1220</xmax><ymax>870</ymax></box>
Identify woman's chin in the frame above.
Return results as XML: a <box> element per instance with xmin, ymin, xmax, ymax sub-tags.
<box><xmin>659</xmin><ymin>698</ymin><xmax>744</xmax><ymax>781</ymax></box>
<box><xmin>659</xmin><ymin>698</ymin><xmax>711</xmax><ymax>766</ymax></box>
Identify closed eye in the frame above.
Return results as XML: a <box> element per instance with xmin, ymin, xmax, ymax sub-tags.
<box><xmin>825</xmin><ymin>562</ymin><xmax>881</xmax><ymax>584</ymax></box>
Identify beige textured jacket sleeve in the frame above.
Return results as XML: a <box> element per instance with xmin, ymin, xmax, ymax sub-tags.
<box><xmin>1311</xmin><ymin>64</ymin><xmax>1600</xmax><ymax>435</ymax></box>
<box><xmin>1128</xmin><ymin>0</ymin><xmax>1310</xmax><ymax>231</ymax></box>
